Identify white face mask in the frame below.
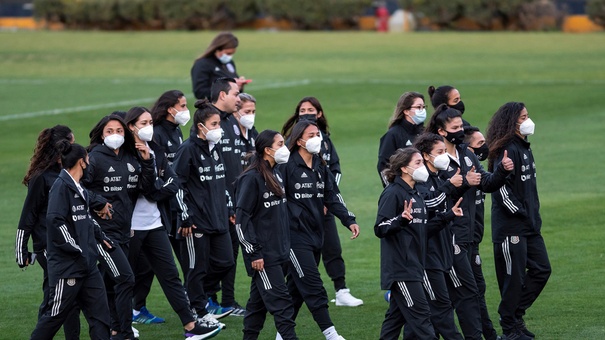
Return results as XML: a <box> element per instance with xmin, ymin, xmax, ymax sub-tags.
<box><xmin>104</xmin><ymin>133</ymin><xmax>124</xmax><ymax>150</ymax></box>
<box><xmin>271</xmin><ymin>146</ymin><xmax>290</xmax><ymax>164</ymax></box>
<box><xmin>407</xmin><ymin>165</ymin><xmax>429</xmax><ymax>183</ymax></box>
<box><xmin>239</xmin><ymin>113</ymin><xmax>255</xmax><ymax>130</ymax></box>
<box><xmin>431</xmin><ymin>153</ymin><xmax>450</xmax><ymax>171</ymax></box>
<box><xmin>302</xmin><ymin>136</ymin><xmax>322</xmax><ymax>154</ymax></box>
<box><xmin>172</xmin><ymin>109</ymin><xmax>190</xmax><ymax>126</ymax></box>
<box><xmin>411</xmin><ymin>108</ymin><xmax>427</xmax><ymax>125</ymax></box>
<box><xmin>201</xmin><ymin>124</ymin><xmax>223</xmax><ymax>143</ymax></box>
<box><xmin>218</xmin><ymin>53</ymin><xmax>233</xmax><ymax>64</ymax></box>
<box><xmin>136</xmin><ymin>125</ymin><xmax>154</xmax><ymax>142</ymax></box>
<box><xmin>519</xmin><ymin>118</ymin><xmax>535</xmax><ymax>136</ymax></box>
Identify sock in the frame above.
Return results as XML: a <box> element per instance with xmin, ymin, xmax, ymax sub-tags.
<box><xmin>323</xmin><ymin>326</ymin><xmax>340</xmax><ymax>340</ymax></box>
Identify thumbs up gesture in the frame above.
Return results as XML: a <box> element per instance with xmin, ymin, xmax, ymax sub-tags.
<box><xmin>449</xmin><ymin>168</ymin><xmax>463</xmax><ymax>187</ymax></box>
<box><xmin>465</xmin><ymin>166</ymin><xmax>481</xmax><ymax>186</ymax></box>
<box><xmin>501</xmin><ymin>150</ymin><xmax>514</xmax><ymax>171</ymax></box>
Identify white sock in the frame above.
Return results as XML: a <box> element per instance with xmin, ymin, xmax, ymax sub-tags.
<box><xmin>323</xmin><ymin>326</ymin><xmax>340</xmax><ymax>340</ymax></box>
<box><xmin>132</xmin><ymin>309</ymin><xmax>140</xmax><ymax>316</ymax></box>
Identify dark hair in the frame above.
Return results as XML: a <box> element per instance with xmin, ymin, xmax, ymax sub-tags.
<box><xmin>428</xmin><ymin>85</ymin><xmax>455</xmax><ymax>109</ymax></box>
<box><xmin>191</xmin><ymin>99</ymin><xmax>220</xmax><ymax>136</ymax></box>
<box><xmin>198</xmin><ymin>32</ymin><xmax>239</xmax><ymax>60</ymax></box>
<box><xmin>23</xmin><ymin>125</ymin><xmax>73</xmax><ymax>185</ymax></box>
<box><xmin>111</xmin><ymin>110</ymin><xmax>127</xmax><ymax>119</ymax></box>
<box><xmin>388</xmin><ymin>92</ymin><xmax>424</xmax><ymax>128</ymax></box>
<box><xmin>125</xmin><ymin>106</ymin><xmax>150</xmax><ymax>127</ymax></box>
<box><xmin>282</xmin><ymin>97</ymin><xmax>330</xmax><ymax>138</ymax></box>
<box><xmin>425</xmin><ymin>104</ymin><xmax>462</xmax><ymax>134</ymax></box>
<box><xmin>413</xmin><ymin>133</ymin><xmax>444</xmax><ymax>158</ymax></box>
<box><xmin>383</xmin><ymin>148</ymin><xmax>420</xmax><ymax>183</ymax></box>
<box><xmin>87</xmin><ymin>114</ymin><xmax>137</xmax><ymax>156</ymax></box>
<box><xmin>151</xmin><ymin>90</ymin><xmax>185</xmax><ymax>124</ymax></box>
<box><xmin>486</xmin><ymin>102</ymin><xmax>526</xmax><ymax>171</ymax></box>
<box><xmin>463</xmin><ymin>125</ymin><xmax>481</xmax><ymax>144</ymax></box>
<box><xmin>243</xmin><ymin>130</ymin><xmax>284</xmax><ymax>197</ymax></box>
<box><xmin>56</xmin><ymin>141</ymin><xmax>87</xmax><ymax>170</ymax></box>
<box><xmin>210</xmin><ymin>77</ymin><xmax>236</xmax><ymax>104</ymax></box>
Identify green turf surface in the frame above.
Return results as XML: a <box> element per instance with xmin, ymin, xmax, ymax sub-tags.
<box><xmin>1</xmin><ymin>31</ymin><xmax>604</xmax><ymax>339</ymax></box>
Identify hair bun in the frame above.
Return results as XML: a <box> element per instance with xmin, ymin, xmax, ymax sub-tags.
<box><xmin>56</xmin><ymin>139</ymin><xmax>72</xmax><ymax>155</ymax></box>
<box><xmin>194</xmin><ymin>99</ymin><xmax>211</xmax><ymax>109</ymax></box>
<box><xmin>428</xmin><ymin>85</ymin><xmax>436</xmax><ymax>97</ymax></box>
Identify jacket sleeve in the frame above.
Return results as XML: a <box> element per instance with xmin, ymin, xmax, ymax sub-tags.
<box><xmin>15</xmin><ymin>175</ymin><xmax>46</xmax><ymax>266</ymax></box>
<box><xmin>138</xmin><ymin>156</ymin><xmax>157</xmax><ymax>196</ymax></box>
<box><xmin>234</xmin><ymin>175</ymin><xmax>263</xmax><ymax>261</ymax></box>
<box><xmin>374</xmin><ymin>191</ymin><xmax>409</xmax><ymax>238</ymax></box>
<box><xmin>323</xmin><ymin>168</ymin><xmax>357</xmax><ymax>228</ymax></box>
<box><xmin>417</xmin><ymin>182</ymin><xmax>448</xmax><ymax>214</ymax></box>
<box><xmin>47</xmin><ymin>185</ymin><xmax>82</xmax><ymax>255</ymax></box>
<box><xmin>326</xmin><ymin>138</ymin><xmax>342</xmax><ymax>185</ymax></box>
<box><xmin>426</xmin><ymin>210</ymin><xmax>456</xmax><ymax>238</ymax></box>
<box><xmin>88</xmin><ymin>190</ymin><xmax>108</xmax><ymax>212</ymax></box>
<box><xmin>475</xmin><ymin>150</ymin><xmax>511</xmax><ymax>193</ymax></box>
<box><xmin>191</xmin><ymin>59</ymin><xmax>213</xmax><ymax>100</ymax></box>
<box><xmin>377</xmin><ymin>132</ymin><xmax>396</xmax><ymax>186</ymax></box>
<box><xmin>145</xmin><ymin>155</ymin><xmax>179</xmax><ymax>203</ymax></box>
<box><xmin>172</xmin><ymin>146</ymin><xmax>194</xmax><ymax>228</ymax></box>
<box><xmin>491</xmin><ymin>147</ymin><xmax>527</xmax><ymax>217</ymax></box>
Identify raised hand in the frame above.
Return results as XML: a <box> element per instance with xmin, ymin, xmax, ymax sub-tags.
<box><xmin>401</xmin><ymin>200</ymin><xmax>413</xmax><ymax>221</ymax></box>
<box><xmin>449</xmin><ymin>168</ymin><xmax>463</xmax><ymax>187</ymax></box>
<box><xmin>135</xmin><ymin>142</ymin><xmax>151</xmax><ymax>160</ymax></box>
<box><xmin>452</xmin><ymin>198</ymin><xmax>464</xmax><ymax>217</ymax></box>
<box><xmin>501</xmin><ymin>150</ymin><xmax>514</xmax><ymax>171</ymax></box>
<box><xmin>465</xmin><ymin>166</ymin><xmax>481</xmax><ymax>186</ymax></box>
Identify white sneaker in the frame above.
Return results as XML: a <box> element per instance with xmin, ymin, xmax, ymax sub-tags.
<box><xmin>276</xmin><ymin>332</ymin><xmax>283</xmax><ymax>340</ymax></box>
<box><xmin>132</xmin><ymin>326</ymin><xmax>140</xmax><ymax>339</ymax></box>
<box><xmin>198</xmin><ymin>313</ymin><xmax>226</xmax><ymax>329</ymax></box>
<box><xmin>336</xmin><ymin>336</ymin><xmax>346</xmax><ymax>340</ymax></box>
<box><xmin>335</xmin><ymin>288</ymin><xmax>363</xmax><ymax>307</ymax></box>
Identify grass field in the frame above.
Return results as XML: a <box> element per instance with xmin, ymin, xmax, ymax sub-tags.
<box><xmin>1</xmin><ymin>30</ymin><xmax>605</xmax><ymax>339</ymax></box>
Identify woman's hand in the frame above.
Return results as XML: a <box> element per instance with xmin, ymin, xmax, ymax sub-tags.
<box><xmin>135</xmin><ymin>142</ymin><xmax>151</xmax><ymax>160</ymax></box>
<box><xmin>501</xmin><ymin>150</ymin><xmax>514</xmax><ymax>171</ymax></box>
<box><xmin>349</xmin><ymin>224</ymin><xmax>360</xmax><ymax>239</ymax></box>
<box><xmin>96</xmin><ymin>202</ymin><xmax>113</xmax><ymax>220</ymax></box>
<box><xmin>465</xmin><ymin>166</ymin><xmax>481</xmax><ymax>186</ymax></box>
<box><xmin>452</xmin><ymin>198</ymin><xmax>464</xmax><ymax>217</ymax></box>
<box><xmin>401</xmin><ymin>200</ymin><xmax>413</xmax><ymax>221</ymax></box>
<box><xmin>251</xmin><ymin>258</ymin><xmax>264</xmax><ymax>271</ymax></box>
<box><xmin>178</xmin><ymin>225</ymin><xmax>195</xmax><ymax>238</ymax></box>
<box><xmin>449</xmin><ymin>168</ymin><xmax>463</xmax><ymax>187</ymax></box>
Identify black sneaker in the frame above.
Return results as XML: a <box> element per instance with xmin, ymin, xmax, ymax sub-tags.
<box><xmin>502</xmin><ymin>329</ymin><xmax>533</xmax><ymax>340</ymax></box>
<box><xmin>184</xmin><ymin>322</ymin><xmax>221</xmax><ymax>340</ymax></box>
<box><xmin>227</xmin><ymin>302</ymin><xmax>246</xmax><ymax>317</ymax></box>
<box><xmin>516</xmin><ymin>319</ymin><xmax>535</xmax><ymax>338</ymax></box>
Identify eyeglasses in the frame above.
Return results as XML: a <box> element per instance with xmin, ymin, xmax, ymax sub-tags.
<box><xmin>410</xmin><ymin>105</ymin><xmax>427</xmax><ymax>110</ymax></box>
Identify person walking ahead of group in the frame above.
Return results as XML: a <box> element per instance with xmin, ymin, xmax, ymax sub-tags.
<box><xmin>172</xmin><ymin>99</ymin><xmax>236</xmax><ymax>328</ymax></box>
<box><xmin>282</xmin><ymin>96</ymin><xmax>363</xmax><ymax>308</ymax></box>
<box><xmin>375</xmin><ymin>147</ymin><xmax>463</xmax><ymax>340</ymax></box>
<box><xmin>84</xmin><ymin>114</ymin><xmax>156</xmax><ymax>340</ymax></box>
<box><xmin>279</xmin><ymin>120</ymin><xmax>360</xmax><ymax>340</ymax></box>
<box><xmin>486</xmin><ymin>102</ymin><xmax>551</xmax><ymax>340</ymax></box>
<box><xmin>16</xmin><ymin>125</ymin><xmax>83</xmax><ymax>340</ymax></box>
<box><xmin>30</xmin><ymin>142</ymin><xmax>112</xmax><ymax>340</ymax></box>
<box><xmin>234</xmin><ymin>129</ymin><xmax>298</xmax><ymax>340</ymax></box>
<box><xmin>191</xmin><ymin>32</ymin><xmax>250</xmax><ymax>100</ymax></box>
<box><xmin>377</xmin><ymin>91</ymin><xmax>427</xmax><ymax>187</ymax></box>
<box><xmin>424</xmin><ymin>104</ymin><xmax>513</xmax><ymax>340</ymax></box>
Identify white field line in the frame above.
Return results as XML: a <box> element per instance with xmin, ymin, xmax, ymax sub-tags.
<box><xmin>1</xmin><ymin>77</ymin><xmax>602</xmax><ymax>121</ymax></box>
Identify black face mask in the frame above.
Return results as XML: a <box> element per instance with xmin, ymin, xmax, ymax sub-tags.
<box><xmin>451</xmin><ymin>101</ymin><xmax>465</xmax><ymax>114</ymax></box>
<box><xmin>299</xmin><ymin>114</ymin><xmax>317</xmax><ymax>123</ymax></box>
<box><xmin>471</xmin><ymin>144</ymin><xmax>489</xmax><ymax>161</ymax></box>
<box><xmin>445</xmin><ymin>130</ymin><xmax>465</xmax><ymax>145</ymax></box>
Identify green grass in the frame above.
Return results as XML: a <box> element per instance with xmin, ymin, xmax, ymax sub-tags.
<box><xmin>1</xmin><ymin>30</ymin><xmax>605</xmax><ymax>339</ymax></box>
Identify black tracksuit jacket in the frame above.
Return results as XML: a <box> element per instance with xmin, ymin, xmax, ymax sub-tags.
<box><xmin>234</xmin><ymin>166</ymin><xmax>290</xmax><ymax>276</ymax></box>
<box><xmin>172</xmin><ymin>135</ymin><xmax>231</xmax><ymax>234</ymax></box>
<box><xmin>278</xmin><ymin>151</ymin><xmax>356</xmax><ymax>251</ymax></box>
<box><xmin>442</xmin><ymin>145</ymin><xmax>510</xmax><ymax>245</ymax></box>
<box><xmin>191</xmin><ymin>56</ymin><xmax>240</xmax><ymax>100</ymax></box>
<box><xmin>375</xmin><ymin>176</ymin><xmax>456</xmax><ymax>289</ymax></box>
<box><xmin>416</xmin><ymin>170</ymin><xmax>460</xmax><ymax>271</ymax></box>
<box><xmin>153</xmin><ymin>119</ymin><xmax>184</xmax><ymax>166</ymax></box>
<box><xmin>491</xmin><ymin>136</ymin><xmax>541</xmax><ymax>243</ymax></box>
<box><xmin>46</xmin><ymin>170</ymin><xmax>105</xmax><ymax>285</ymax></box>
<box><xmin>320</xmin><ymin>130</ymin><xmax>341</xmax><ymax>183</ymax></box>
<box><xmin>377</xmin><ymin>119</ymin><xmax>424</xmax><ymax>185</ymax></box>
<box><xmin>83</xmin><ymin>144</ymin><xmax>155</xmax><ymax>244</ymax></box>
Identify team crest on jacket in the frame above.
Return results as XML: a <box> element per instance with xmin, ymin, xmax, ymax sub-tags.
<box><xmin>127</xmin><ymin>163</ymin><xmax>136</xmax><ymax>172</ymax></box>
<box><xmin>233</xmin><ymin>124</ymin><xmax>240</xmax><ymax>136</ymax></box>
<box><xmin>213</xmin><ymin>150</ymin><xmax>219</xmax><ymax>161</ymax></box>
<box><xmin>454</xmin><ymin>244</ymin><xmax>461</xmax><ymax>255</ymax></box>
<box><xmin>510</xmin><ymin>236</ymin><xmax>520</xmax><ymax>244</ymax></box>
<box><xmin>464</xmin><ymin>156</ymin><xmax>473</xmax><ymax>167</ymax></box>
<box><xmin>67</xmin><ymin>278</ymin><xmax>76</xmax><ymax>286</ymax></box>
<box><xmin>475</xmin><ymin>255</ymin><xmax>481</xmax><ymax>265</ymax></box>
